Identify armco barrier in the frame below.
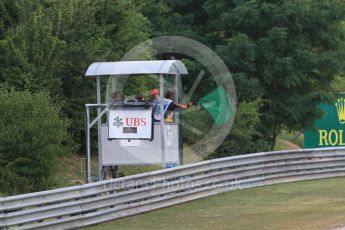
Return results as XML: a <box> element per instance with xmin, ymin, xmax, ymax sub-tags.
<box><xmin>1</xmin><ymin>147</ymin><xmax>345</xmax><ymax>229</ymax></box>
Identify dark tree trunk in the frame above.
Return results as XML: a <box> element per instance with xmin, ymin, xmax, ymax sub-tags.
<box><xmin>270</xmin><ymin>123</ymin><xmax>281</xmax><ymax>150</ymax></box>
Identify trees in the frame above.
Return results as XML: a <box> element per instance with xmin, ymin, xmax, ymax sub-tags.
<box><xmin>151</xmin><ymin>0</ymin><xmax>345</xmax><ymax>153</ymax></box>
<box><xmin>0</xmin><ymin>0</ymin><xmax>152</xmax><ymax>148</ymax></box>
<box><xmin>0</xmin><ymin>0</ymin><xmax>344</xmax><ymax>167</ymax></box>
<box><xmin>51</xmin><ymin>0</ymin><xmax>150</xmax><ymax>148</ymax></box>
<box><xmin>203</xmin><ymin>0</ymin><xmax>345</xmax><ymax>149</ymax></box>
<box><xmin>0</xmin><ymin>88</ymin><xmax>71</xmax><ymax>195</ymax></box>
<box><xmin>0</xmin><ymin>2</ymin><xmax>65</xmax><ymax>97</ymax></box>
<box><xmin>0</xmin><ymin>1</ymin><xmax>152</xmax><ymax>194</ymax></box>
<box><xmin>208</xmin><ymin>100</ymin><xmax>270</xmax><ymax>159</ymax></box>
<box><xmin>0</xmin><ymin>0</ymin><xmax>17</xmax><ymax>39</ymax></box>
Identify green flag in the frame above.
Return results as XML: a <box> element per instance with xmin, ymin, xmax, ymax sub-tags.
<box><xmin>198</xmin><ymin>87</ymin><xmax>234</xmax><ymax>126</ymax></box>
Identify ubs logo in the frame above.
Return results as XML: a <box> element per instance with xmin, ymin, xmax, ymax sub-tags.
<box><xmin>113</xmin><ymin>116</ymin><xmax>124</xmax><ymax>128</ymax></box>
<box><xmin>113</xmin><ymin>116</ymin><xmax>147</xmax><ymax>128</ymax></box>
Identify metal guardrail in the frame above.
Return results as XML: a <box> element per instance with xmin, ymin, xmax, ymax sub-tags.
<box><xmin>1</xmin><ymin>147</ymin><xmax>345</xmax><ymax>229</ymax></box>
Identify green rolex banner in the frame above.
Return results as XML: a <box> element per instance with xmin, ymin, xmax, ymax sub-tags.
<box><xmin>304</xmin><ymin>95</ymin><xmax>345</xmax><ymax>148</ymax></box>
<box><xmin>198</xmin><ymin>86</ymin><xmax>234</xmax><ymax>126</ymax></box>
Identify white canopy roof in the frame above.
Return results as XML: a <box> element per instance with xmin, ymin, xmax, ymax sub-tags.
<box><xmin>85</xmin><ymin>60</ymin><xmax>188</xmax><ymax>77</ymax></box>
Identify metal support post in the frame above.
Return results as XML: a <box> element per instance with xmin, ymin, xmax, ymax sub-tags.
<box><xmin>85</xmin><ymin>106</ymin><xmax>91</xmax><ymax>183</ymax></box>
<box><xmin>85</xmin><ymin>103</ymin><xmax>107</xmax><ymax>183</ymax></box>
<box><xmin>96</xmin><ymin>76</ymin><xmax>104</xmax><ymax>181</ymax></box>
<box><xmin>174</xmin><ymin>74</ymin><xmax>183</xmax><ymax>165</ymax></box>
<box><xmin>159</xmin><ymin>74</ymin><xmax>166</xmax><ymax>168</ymax></box>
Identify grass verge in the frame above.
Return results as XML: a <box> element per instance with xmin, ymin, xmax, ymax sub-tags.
<box><xmin>85</xmin><ymin>177</ymin><xmax>345</xmax><ymax>230</ymax></box>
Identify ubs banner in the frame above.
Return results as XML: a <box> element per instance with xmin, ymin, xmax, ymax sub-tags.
<box><xmin>304</xmin><ymin>95</ymin><xmax>345</xmax><ymax>148</ymax></box>
<box><xmin>108</xmin><ymin>107</ymin><xmax>153</xmax><ymax>140</ymax></box>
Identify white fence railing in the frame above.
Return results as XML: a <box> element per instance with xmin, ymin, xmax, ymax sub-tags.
<box><xmin>1</xmin><ymin>147</ymin><xmax>345</xmax><ymax>230</ymax></box>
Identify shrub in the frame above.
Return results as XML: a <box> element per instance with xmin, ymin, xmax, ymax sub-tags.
<box><xmin>0</xmin><ymin>88</ymin><xmax>71</xmax><ymax>195</ymax></box>
<box><xmin>208</xmin><ymin>100</ymin><xmax>270</xmax><ymax>159</ymax></box>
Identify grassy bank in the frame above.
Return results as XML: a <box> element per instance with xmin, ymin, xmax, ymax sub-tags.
<box><xmin>56</xmin><ymin>153</ymin><xmax>159</xmax><ymax>187</ymax></box>
<box><xmin>56</xmin><ymin>133</ymin><xmax>302</xmax><ymax>188</ymax></box>
<box><xmin>275</xmin><ymin>131</ymin><xmax>304</xmax><ymax>150</ymax></box>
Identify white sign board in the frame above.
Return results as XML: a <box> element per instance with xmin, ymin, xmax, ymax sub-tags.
<box><xmin>108</xmin><ymin>107</ymin><xmax>153</xmax><ymax>139</ymax></box>
<box><xmin>101</xmin><ymin>124</ymin><xmax>180</xmax><ymax>165</ymax></box>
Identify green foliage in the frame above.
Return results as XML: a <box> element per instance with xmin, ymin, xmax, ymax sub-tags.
<box><xmin>331</xmin><ymin>75</ymin><xmax>345</xmax><ymax>92</ymax></box>
<box><xmin>0</xmin><ymin>0</ymin><xmax>344</xmax><ymax>172</ymax></box>
<box><xmin>182</xmin><ymin>107</ymin><xmax>214</xmax><ymax>146</ymax></box>
<box><xmin>0</xmin><ymin>88</ymin><xmax>71</xmax><ymax>195</ymax></box>
<box><xmin>0</xmin><ymin>0</ymin><xmax>151</xmax><ymax>148</ymax></box>
<box><xmin>0</xmin><ymin>0</ymin><xmax>17</xmax><ymax>39</ymax></box>
<box><xmin>208</xmin><ymin>100</ymin><xmax>270</xmax><ymax>159</ymax></box>
<box><xmin>122</xmin><ymin>76</ymin><xmax>158</xmax><ymax>99</ymax></box>
<box><xmin>56</xmin><ymin>0</ymin><xmax>150</xmax><ymax>148</ymax></box>
<box><xmin>203</xmin><ymin>0</ymin><xmax>345</xmax><ymax>149</ymax></box>
<box><xmin>0</xmin><ymin>3</ymin><xmax>66</xmax><ymax>96</ymax></box>
<box><xmin>127</xmin><ymin>0</ymin><xmax>345</xmax><ymax>154</ymax></box>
